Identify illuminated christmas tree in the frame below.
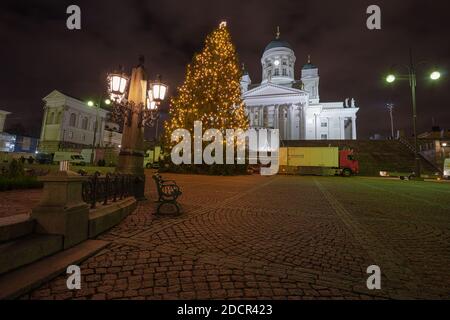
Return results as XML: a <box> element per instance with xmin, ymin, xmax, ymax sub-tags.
<box><xmin>164</xmin><ymin>21</ymin><xmax>248</xmax><ymax>150</ymax></box>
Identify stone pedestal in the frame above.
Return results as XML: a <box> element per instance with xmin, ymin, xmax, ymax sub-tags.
<box><xmin>31</xmin><ymin>171</ymin><xmax>89</xmax><ymax>249</ymax></box>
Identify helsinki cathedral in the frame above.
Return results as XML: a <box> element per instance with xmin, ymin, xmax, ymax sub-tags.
<box><xmin>241</xmin><ymin>28</ymin><xmax>359</xmax><ymax>141</ymax></box>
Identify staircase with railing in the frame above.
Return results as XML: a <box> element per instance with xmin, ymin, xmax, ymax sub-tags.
<box><xmin>398</xmin><ymin>137</ymin><xmax>442</xmax><ymax>174</ymax></box>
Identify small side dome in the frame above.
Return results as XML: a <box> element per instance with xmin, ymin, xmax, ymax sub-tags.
<box><xmin>302</xmin><ymin>54</ymin><xmax>317</xmax><ymax>70</ymax></box>
<box><xmin>302</xmin><ymin>63</ymin><xmax>316</xmax><ymax>70</ymax></box>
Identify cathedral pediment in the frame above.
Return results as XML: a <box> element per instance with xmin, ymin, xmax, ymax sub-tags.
<box><xmin>243</xmin><ymin>83</ymin><xmax>307</xmax><ymax>99</ymax></box>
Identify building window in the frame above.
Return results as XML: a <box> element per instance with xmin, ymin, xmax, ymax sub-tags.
<box><xmin>274</xmin><ymin>69</ymin><xmax>279</xmax><ymax>76</ymax></box>
<box><xmin>321</xmin><ymin>134</ymin><xmax>327</xmax><ymax>140</ymax></box>
<box><xmin>82</xmin><ymin>117</ymin><xmax>89</xmax><ymax>130</ymax></box>
<box><xmin>282</xmin><ymin>69</ymin><xmax>287</xmax><ymax>76</ymax></box>
<box><xmin>46</xmin><ymin>112</ymin><xmax>54</xmax><ymax>124</ymax></box>
<box><xmin>321</xmin><ymin>122</ymin><xmax>328</xmax><ymax>127</ymax></box>
<box><xmin>68</xmin><ymin>131</ymin><xmax>73</xmax><ymax>139</ymax></box>
<box><xmin>69</xmin><ymin>113</ymin><xmax>77</xmax><ymax>127</ymax></box>
<box><xmin>282</xmin><ymin>61</ymin><xmax>287</xmax><ymax>66</ymax></box>
<box><xmin>56</xmin><ymin>112</ymin><xmax>62</xmax><ymax>124</ymax></box>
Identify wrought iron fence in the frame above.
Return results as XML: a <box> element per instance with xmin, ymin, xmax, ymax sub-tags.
<box><xmin>82</xmin><ymin>172</ymin><xmax>136</xmax><ymax>209</ymax></box>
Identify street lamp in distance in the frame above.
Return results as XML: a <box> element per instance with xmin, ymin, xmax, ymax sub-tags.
<box><xmin>86</xmin><ymin>98</ymin><xmax>113</xmax><ymax>165</ymax></box>
<box><xmin>386</xmin><ymin>74</ymin><xmax>396</xmax><ymax>83</ymax></box>
<box><xmin>430</xmin><ymin>71</ymin><xmax>441</xmax><ymax>80</ymax></box>
<box><xmin>385</xmin><ymin>51</ymin><xmax>442</xmax><ymax>179</ymax></box>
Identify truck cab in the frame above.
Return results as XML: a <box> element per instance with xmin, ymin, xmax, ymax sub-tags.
<box><xmin>339</xmin><ymin>149</ymin><xmax>359</xmax><ymax>176</ymax></box>
<box><xmin>444</xmin><ymin>158</ymin><xmax>450</xmax><ymax>179</ymax></box>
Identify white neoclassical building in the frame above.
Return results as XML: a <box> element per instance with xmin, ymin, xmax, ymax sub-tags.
<box><xmin>39</xmin><ymin>90</ymin><xmax>121</xmax><ymax>153</ymax></box>
<box><xmin>241</xmin><ymin>31</ymin><xmax>359</xmax><ymax>140</ymax></box>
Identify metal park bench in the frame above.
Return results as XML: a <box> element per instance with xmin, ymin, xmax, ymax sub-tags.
<box><xmin>152</xmin><ymin>173</ymin><xmax>182</xmax><ymax>215</ymax></box>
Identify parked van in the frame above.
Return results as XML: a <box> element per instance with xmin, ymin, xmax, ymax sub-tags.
<box><xmin>444</xmin><ymin>158</ymin><xmax>450</xmax><ymax>179</ymax></box>
<box><xmin>144</xmin><ymin>146</ymin><xmax>161</xmax><ymax>169</ymax></box>
<box><xmin>53</xmin><ymin>152</ymin><xmax>86</xmax><ymax>166</ymax></box>
<box><xmin>81</xmin><ymin>149</ymin><xmax>93</xmax><ymax>164</ymax></box>
<box><xmin>36</xmin><ymin>153</ymin><xmax>53</xmax><ymax>164</ymax></box>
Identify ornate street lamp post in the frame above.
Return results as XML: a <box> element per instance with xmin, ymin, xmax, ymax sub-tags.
<box><xmin>107</xmin><ymin>56</ymin><xmax>168</xmax><ymax>199</ymax></box>
<box><xmin>385</xmin><ymin>49</ymin><xmax>442</xmax><ymax>178</ymax></box>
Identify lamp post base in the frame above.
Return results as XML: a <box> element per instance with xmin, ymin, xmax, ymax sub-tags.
<box><xmin>116</xmin><ymin>151</ymin><xmax>147</xmax><ymax>201</ymax></box>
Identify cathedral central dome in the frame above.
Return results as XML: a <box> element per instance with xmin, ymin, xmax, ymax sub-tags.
<box><xmin>264</xmin><ymin>39</ymin><xmax>292</xmax><ymax>52</ymax></box>
<box><xmin>260</xmin><ymin>27</ymin><xmax>296</xmax><ymax>84</ymax></box>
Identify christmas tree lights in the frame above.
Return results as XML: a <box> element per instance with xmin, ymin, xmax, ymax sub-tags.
<box><xmin>164</xmin><ymin>22</ymin><xmax>249</xmax><ymax>156</ymax></box>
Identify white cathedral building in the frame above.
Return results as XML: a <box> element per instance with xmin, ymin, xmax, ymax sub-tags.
<box><xmin>241</xmin><ymin>31</ymin><xmax>359</xmax><ymax>140</ymax></box>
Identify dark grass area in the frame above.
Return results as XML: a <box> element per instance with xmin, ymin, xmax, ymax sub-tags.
<box><xmin>0</xmin><ymin>176</ymin><xmax>43</xmax><ymax>191</ymax></box>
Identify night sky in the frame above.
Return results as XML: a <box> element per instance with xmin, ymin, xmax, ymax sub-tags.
<box><xmin>0</xmin><ymin>0</ymin><xmax>449</xmax><ymax>139</ymax></box>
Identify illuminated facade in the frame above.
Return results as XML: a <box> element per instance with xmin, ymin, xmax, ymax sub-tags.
<box><xmin>241</xmin><ymin>32</ymin><xmax>359</xmax><ymax>140</ymax></box>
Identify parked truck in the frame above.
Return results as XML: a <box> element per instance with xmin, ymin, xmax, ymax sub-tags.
<box><xmin>278</xmin><ymin>147</ymin><xmax>359</xmax><ymax>176</ymax></box>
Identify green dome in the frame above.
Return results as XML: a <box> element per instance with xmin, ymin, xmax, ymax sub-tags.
<box><xmin>302</xmin><ymin>63</ymin><xmax>317</xmax><ymax>70</ymax></box>
<box><xmin>264</xmin><ymin>39</ymin><xmax>292</xmax><ymax>52</ymax></box>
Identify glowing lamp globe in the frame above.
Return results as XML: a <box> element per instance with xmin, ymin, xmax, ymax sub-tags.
<box><xmin>430</xmin><ymin>71</ymin><xmax>441</xmax><ymax>80</ymax></box>
<box><xmin>147</xmin><ymin>97</ymin><xmax>157</xmax><ymax>110</ymax></box>
<box><xmin>151</xmin><ymin>76</ymin><xmax>168</xmax><ymax>103</ymax></box>
<box><xmin>386</xmin><ymin>74</ymin><xmax>396</xmax><ymax>83</ymax></box>
<box><xmin>107</xmin><ymin>72</ymin><xmax>128</xmax><ymax>101</ymax></box>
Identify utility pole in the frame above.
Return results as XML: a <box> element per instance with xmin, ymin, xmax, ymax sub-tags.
<box><xmin>386</xmin><ymin>103</ymin><xmax>394</xmax><ymax>139</ymax></box>
<box><xmin>409</xmin><ymin>48</ymin><xmax>420</xmax><ymax>178</ymax></box>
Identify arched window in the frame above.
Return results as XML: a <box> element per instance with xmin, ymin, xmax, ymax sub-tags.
<box><xmin>69</xmin><ymin>113</ymin><xmax>77</xmax><ymax>127</ymax></box>
<box><xmin>82</xmin><ymin>117</ymin><xmax>88</xmax><ymax>130</ymax></box>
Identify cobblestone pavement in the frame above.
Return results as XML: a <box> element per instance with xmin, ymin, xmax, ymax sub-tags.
<box><xmin>0</xmin><ymin>189</ymin><xmax>42</xmax><ymax>218</ymax></box>
<box><xmin>23</xmin><ymin>174</ymin><xmax>450</xmax><ymax>300</ymax></box>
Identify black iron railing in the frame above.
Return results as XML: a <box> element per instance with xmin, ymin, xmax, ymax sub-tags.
<box><xmin>82</xmin><ymin>172</ymin><xmax>136</xmax><ymax>209</ymax></box>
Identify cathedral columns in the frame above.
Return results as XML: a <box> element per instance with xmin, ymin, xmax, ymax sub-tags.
<box><xmin>290</xmin><ymin>105</ymin><xmax>297</xmax><ymax>139</ymax></box>
<box><xmin>352</xmin><ymin>116</ymin><xmax>357</xmax><ymax>140</ymax></box>
<box><xmin>259</xmin><ymin>106</ymin><xmax>264</xmax><ymax>127</ymax></box>
<box><xmin>340</xmin><ymin>117</ymin><xmax>345</xmax><ymax>140</ymax></box>
<box><xmin>274</xmin><ymin>105</ymin><xmax>279</xmax><ymax>130</ymax></box>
